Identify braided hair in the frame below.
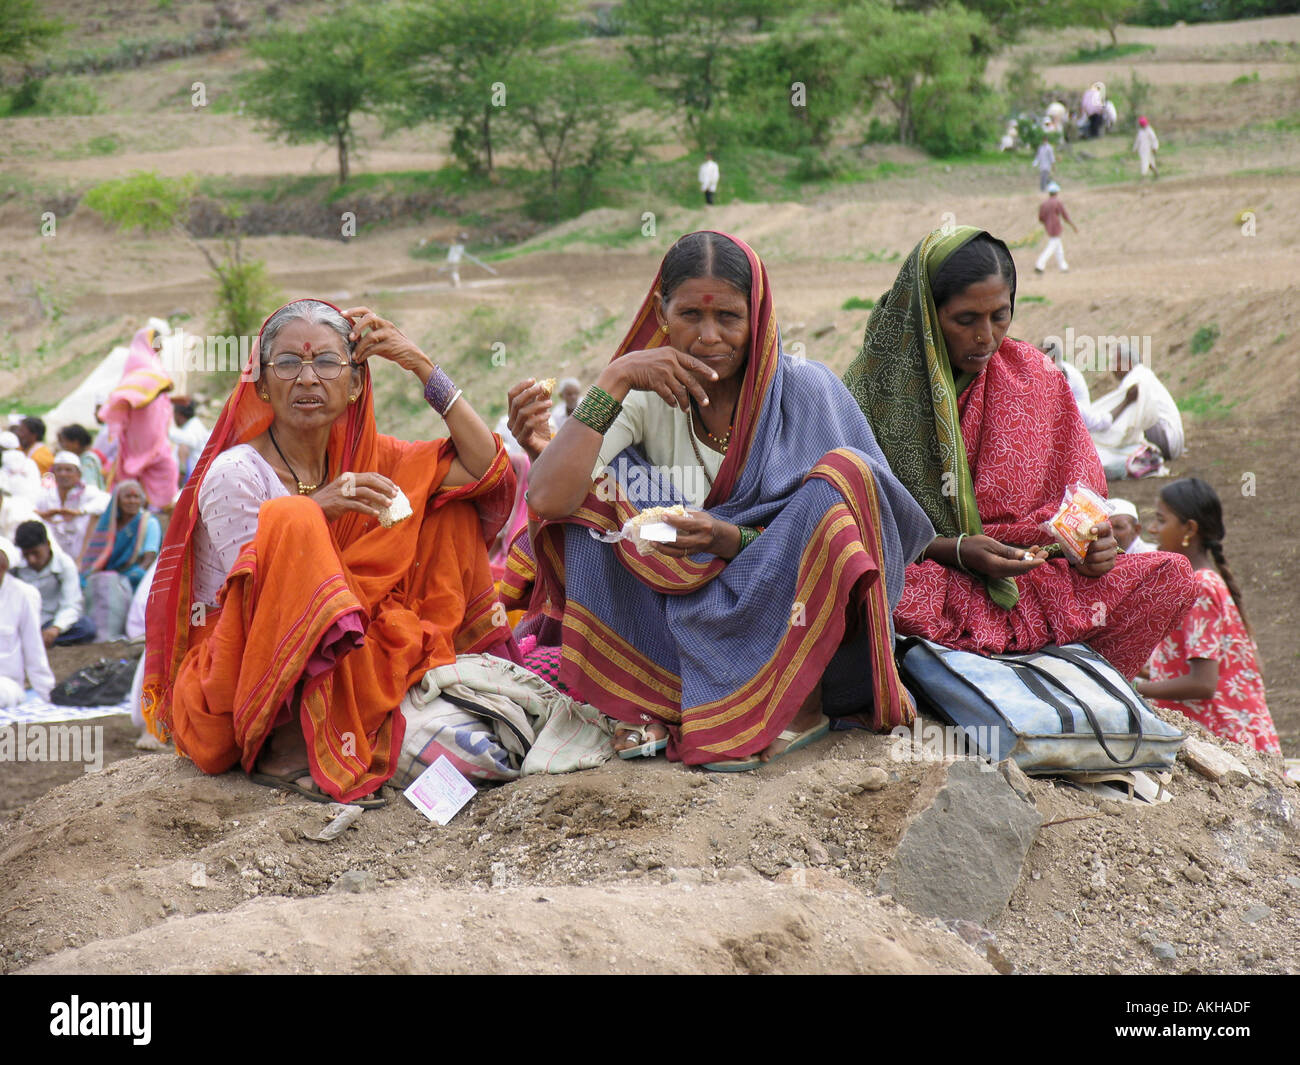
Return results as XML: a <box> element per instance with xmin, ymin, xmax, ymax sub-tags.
<box><xmin>1159</xmin><ymin>477</ymin><xmax>1253</xmax><ymax>638</ymax></box>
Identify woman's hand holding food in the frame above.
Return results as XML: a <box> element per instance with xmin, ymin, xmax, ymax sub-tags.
<box><xmin>652</xmin><ymin>509</ymin><xmax>742</xmax><ymax>560</ymax></box>
<box><xmin>927</xmin><ymin>534</ymin><xmax>1048</xmax><ymax>577</ymax></box>
<box><xmin>1070</xmin><ymin>520</ymin><xmax>1118</xmax><ymax>578</ymax></box>
<box><xmin>595</xmin><ymin>347</ymin><xmax>717</xmax><ymax>411</ymax></box>
<box><xmin>312</xmin><ymin>472</ymin><xmax>398</xmax><ymax>523</ymax></box>
<box><xmin>507</xmin><ymin>378</ymin><xmax>554</xmax><ymax>461</ymax></box>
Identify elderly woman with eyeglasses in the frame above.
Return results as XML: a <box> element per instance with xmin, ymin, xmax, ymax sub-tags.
<box><xmin>141</xmin><ymin>299</ymin><xmax>516</xmax><ymax>807</ymax></box>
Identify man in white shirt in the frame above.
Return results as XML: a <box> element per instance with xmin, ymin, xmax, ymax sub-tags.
<box><xmin>169</xmin><ymin>398</ymin><xmax>211</xmax><ymax>486</ymax></box>
<box><xmin>1091</xmin><ymin>348</ymin><xmax>1185</xmax><ymax>466</ymax></box>
<box><xmin>35</xmin><ymin>451</ymin><xmax>109</xmax><ymax>559</ymax></box>
<box><xmin>698</xmin><ymin>152</ymin><xmax>720</xmax><ymax>205</ymax></box>
<box><xmin>0</xmin><ymin>430</ymin><xmax>42</xmax><ymax>502</ymax></box>
<box><xmin>1043</xmin><ymin>339</ymin><xmax>1113</xmax><ymax>433</ymax></box>
<box><xmin>13</xmin><ymin>520</ymin><xmax>96</xmax><ymax>646</ymax></box>
<box><xmin>0</xmin><ymin>537</ymin><xmax>56</xmax><ymax>706</ymax></box>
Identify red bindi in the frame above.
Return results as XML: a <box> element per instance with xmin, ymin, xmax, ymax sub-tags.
<box><xmin>301</xmin><ymin>341</ymin><xmax>312</xmax><ymax>354</ymax></box>
<box><xmin>702</xmin><ymin>294</ymin><xmax>714</xmax><ymax>304</ymax></box>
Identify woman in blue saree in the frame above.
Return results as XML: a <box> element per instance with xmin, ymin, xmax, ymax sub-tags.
<box><xmin>504</xmin><ymin>231</ymin><xmax>933</xmax><ymax>769</ymax></box>
<box><xmin>79</xmin><ymin>480</ymin><xmax>160</xmax><ymax>638</ymax></box>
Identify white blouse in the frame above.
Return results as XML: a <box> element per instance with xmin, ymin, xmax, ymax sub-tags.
<box><xmin>191</xmin><ymin>445</ymin><xmax>290</xmax><ymax>606</ymax></box>
<box><xmin>594</xmin><ymin>390</ymin><xmax>725</xmax><ymax>508</ymax></box>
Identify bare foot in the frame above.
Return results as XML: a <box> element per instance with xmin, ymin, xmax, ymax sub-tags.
<box><xmin>613</xmin><ymin>720</ymin><xmax>670</xmax><ymax>755</ymax></box>
<box><xmin>256</xmin><ymin>718</ymin><xmax>310</xmax><ymax>781</ymax></box>
<box><xmin>759</xmin><ymin>684</ymin><xmax>826</xmax><ymax>763</ymax></box>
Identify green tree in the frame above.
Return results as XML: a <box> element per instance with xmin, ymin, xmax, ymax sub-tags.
<box><xmin>391</xmin><ymin>0</ymin><xmax>569</xmax><ymax>176</ymax></box>
<box><xmin>1054</xmin><ymin>0</ymin><xmax>1137</xmax><ymax>46</ymax></box>
<box><xmin>619</xmin><ymin>0</ymin><xmax>793</xmax><ymax>147</ymax></box>
<box><xmin>239</xmin><ymin>4</ymin><xmax>397</xmax><ymax>185</ymax></box>
<box><xmin>83</xmin><ymin>172</ymin><xmax>282</xmax><ymax>350</ymax></box>
<box><xmin>842</xmin><ymin>0</ymin><xmax>991</xmax><ymax>148</ymax></box>
<box><xmin>895</xmin><ymin>0</ymin><xmax>1055</xmax><ymax>43</ymax></box>
<box><xmin>721</xmin><ymin>29</ymin><xmax>852</xmax><ymax>151</ymax></box>
<box><xmin>0</xmin><ymin>0</ymin><xmax>62</xmax><ymax>61</ymax></box>
<box><xmin>509</xmin><ymin>51</ymin><xmax>654</xmax><ymax>213</ymax></box>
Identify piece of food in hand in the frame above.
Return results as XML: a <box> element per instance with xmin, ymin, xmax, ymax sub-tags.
<box><xmin>1041</xmin><ymin>483</ymin><xmax>1113</xmax><ymax>564</ymax></box>
<box><xmin>378</xmin><ymin>488</ymin><xmax>413</xmax><ymax>528</ymax></box>
<box><xmin>625</xmin><ymin>504</ymin><xmax>688</xmax><ymax>545</ymax></box>
<box><xmin>537</xmin><ymin>377</ymin><xmax>556</xmax><ymax>397</ymax></box>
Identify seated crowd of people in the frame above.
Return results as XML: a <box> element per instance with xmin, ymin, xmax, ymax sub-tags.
<box><xmin>0</xmin><ymin>226</ymin><xmax>1280</xmax><ymax>802</ymax></box>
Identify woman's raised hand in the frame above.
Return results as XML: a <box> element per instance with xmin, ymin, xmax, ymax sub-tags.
<box><xmin>598</xmin><ymin>347</ymin><xmax>718</xmax><ymax>411</ymax></box>
<box><xmin>506</xmin><ymin>378</ymin><xmax>553</xmax><ymax>461</ymax></box>
<box><xmin>652</xmin><ymin>509</ymin><xmax>742</xmax><ymax>561</ymax></box>
<box><xmin>1072</xmin><ymin>520</ymin><xmax>1118</xmax><ymax>578</ymax></box>
<box><xmin>341</xmin><ymin>306</ymin><xmax>433</xmax><ymax>381</ymax></box>
<box><xmin>312</xmin><ymin>471</ymin><xmax>399</xmax><ymax>523</ymax></box>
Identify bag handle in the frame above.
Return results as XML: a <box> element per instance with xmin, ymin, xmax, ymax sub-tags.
<box><xmin>1032</xmin><ymin>645</ymin><xmax>1144</xmax><ymax>764</ymax></box>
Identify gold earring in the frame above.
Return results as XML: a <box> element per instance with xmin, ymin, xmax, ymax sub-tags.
<box><xmin>348</xmin><ymin>394</ymin><xmax>358</xmax><ymax>404</ymax></box>
<box><xmin>1182</xmin><ymin>534</ymin><xmax>1191</xmax><ymax>547</ymax></box>
<box><xmin>260</xmin><ymin>391</ymin><xmax>269</xmax><ymax>401</ymax></box>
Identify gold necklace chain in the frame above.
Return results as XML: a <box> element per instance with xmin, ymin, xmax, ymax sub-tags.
<box><xmin>269</xmin><ymin>427</ymin><xmax>328</xmax><ymax>495</ymax></box>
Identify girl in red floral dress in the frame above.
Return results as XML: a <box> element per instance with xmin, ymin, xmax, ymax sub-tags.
<box><xmin>1136</xmin><ymin>478</ymin><xmax>1280</xmax><ymax>754</ymax></box>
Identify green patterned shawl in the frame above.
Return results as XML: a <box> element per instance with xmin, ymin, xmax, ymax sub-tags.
<box><xmin>842</xmin><ymin>225</ymin><xmax>1019</xmax><ymax>610</ymax></box>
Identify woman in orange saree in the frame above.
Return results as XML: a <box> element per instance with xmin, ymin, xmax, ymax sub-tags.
<box><xmin>142</xmin><ymin>299</ymin><xmax>515</xmax><ymax>805</ymax></box>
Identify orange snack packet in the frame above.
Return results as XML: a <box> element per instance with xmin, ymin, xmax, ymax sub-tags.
<box><xmin>1040</xmin><ymin>483</ymin><xmax>1114</xmax><ymax>564</ymax></box>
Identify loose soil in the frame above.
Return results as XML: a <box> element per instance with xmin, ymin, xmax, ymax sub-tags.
<box><xmin>1</xmin><ymin>7</ymin><xmax>1298</xmax><ymax>974</ymax></box>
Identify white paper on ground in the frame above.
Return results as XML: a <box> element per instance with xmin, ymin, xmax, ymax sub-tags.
<box><xmin>403</xmin><ymin>755</ymin><xmax>477</xmax><ymax>824</ymax></box>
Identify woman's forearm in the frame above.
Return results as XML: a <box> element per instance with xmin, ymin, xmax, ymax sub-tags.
<box><xmin>922</xmin><ymin>535</ymin><xmax>958</xmax><ymax>567</ymax></box>
<box><xmin>527</xmin><ymin>419</ymin><xmax>605</xmax><ymax>519</ymax></box>
<box><xmin>1136</xmin><ymin>660</ymin><xmax>1218</xmax><ymax>703</ymax></box>
<box><xmin>440</xmin><ymin>397</ymin><xmax>498</xmax><ymax>480</ymax></box>
<box><xmin>528</xmin><ymin>364</ymin><xmax>626</xmax><ymax>519</ymax></box>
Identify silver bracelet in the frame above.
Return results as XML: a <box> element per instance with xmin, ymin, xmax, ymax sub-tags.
<box><xmin>955</xmin><ymin>532</ymin><xmax>971</xmax><ymax>573</ymax></box>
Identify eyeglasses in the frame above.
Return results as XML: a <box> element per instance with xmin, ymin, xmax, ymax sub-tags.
<box><xmin>262</xmin><ymin>354</ymin><xmax>353</xmax><ymax>381</ymax></box>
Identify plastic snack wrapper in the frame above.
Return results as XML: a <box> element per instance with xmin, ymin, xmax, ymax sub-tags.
<box><xmin>589</xmin><ymin>504</ymin><xmax>689</xmax><ymax>553</ymax></box>
<box><xmin>1040</xmin><ymin>483</ymin><xmax>1114</xmax><ymax>564</ymax></box>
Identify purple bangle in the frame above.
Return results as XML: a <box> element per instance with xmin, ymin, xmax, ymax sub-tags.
<box><xmin>424</xmin><ymin>365</ymin><xmax>458</xmax><ymax>416</ymax></box>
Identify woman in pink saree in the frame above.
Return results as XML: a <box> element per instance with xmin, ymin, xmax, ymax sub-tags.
<box><xmin>99</xmin><ymin>324</ymin><xmax>180</xmax><ymax>509</ymax></box>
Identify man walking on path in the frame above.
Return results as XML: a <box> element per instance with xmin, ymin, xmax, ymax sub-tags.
<box><xmin>698</xmin><ymin>152</ymin><xmax>720</xmax><ymax>206</ymax></box>
<box><xmin>1035</xmin><ymin>182</ymin><xmax>1078</xmax><ymax>273</ymax></box>
<box><xmin>1033</xmin><ymin>137</ymin><xmax>1055</xmax><ymax>191</ymax></box>
<box><xmin>1134</xmin><ymin>116</ymin><xmax>1159</xmax><ymax>179</ymax></box>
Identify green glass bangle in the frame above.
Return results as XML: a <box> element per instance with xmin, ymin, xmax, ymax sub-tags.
<box><xmin>738</xmin><ymin>525</ymin><xmax>761</xmax><ymax>552</ymax></box>
<box><xmin>571</xmin><ymin>386</ymin><xmax>622</xmax><ymax>435</ymax></box>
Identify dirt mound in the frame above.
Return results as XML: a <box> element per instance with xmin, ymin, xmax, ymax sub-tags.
<box><xmin>2</xmin><ymin>718</ymin><xmax>1294</xmax><ymax>974</ymax></box>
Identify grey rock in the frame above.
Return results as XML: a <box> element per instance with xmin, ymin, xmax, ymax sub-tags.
<box><xmin>859</xmin><ymin>766</ymin><xmax>889</xmax><ymax>792</ymax></box>
<box><xmin>876</xmin><ymin>760</ymin><xmax>1042</xmax><ymax>925</ymax></box>
<box><xmin>1241</xmin><ymin>904</ymin><xmax>1271</xmax><ymax>924</ymax></box>
<box><xmin>1151</xmin><ymin>941</ymin><xmax>1178</xmax><ymax>962</ymax></box>
<box><xmin>329</xmin><ymin>869</ymin><xmax>377</xmax><ymax>894</ymax></box>
<box><xmin>1284</xmin><ymin>876</ymin><xmax>1300</xmax><ymax>892</ymax></box>
<box><xmin>996</xmin><ymin>758</ymin><xmax>1035</xmax><ymax>804</ymax></box>
<box><xmin>1249</xmin><ymin>789</ymin><xmax>1294</xmax><ymax>827</ymax></box>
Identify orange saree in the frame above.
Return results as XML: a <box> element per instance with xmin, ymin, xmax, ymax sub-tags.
<box><xmin>142</xmin><ymin>307</ymin><xmax>515</xmax><ymax>802</ymax></box>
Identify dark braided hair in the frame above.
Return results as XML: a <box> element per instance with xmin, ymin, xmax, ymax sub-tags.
<box><xmin>659</xmin><ymin>231</ymin><xmax>752</xmax><ymax>303</ymax></box>
<box><xmin>1159</xmin><ymin>477</ymin><xmax>1253</xmax><ymax>638</ymax></box>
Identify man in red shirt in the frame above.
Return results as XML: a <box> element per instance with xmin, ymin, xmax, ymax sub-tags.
<box><xmin>1035</xmin><ymin>182</ymin><xmax>1079</xmax><ymax>273</ymax></box>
